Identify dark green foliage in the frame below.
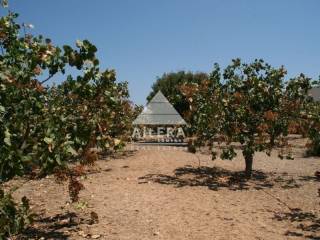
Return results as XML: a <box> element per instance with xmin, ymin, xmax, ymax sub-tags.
<box><xmin>0</xmin><ymin>3</ymin><xmax>136</xmax><ymax>237</ymax></box>
<box><xmin>0</xmin><ymin>189</ymin><xmax>33</xmax><ymax>239</ymax></box>
<box><xmin>0</xmin><ymin>9</ymin><xmax>135</xmax><ymax>181</ymax></box>
<box><xmin>180</xmin><ymin>63</ymin><xmax>223</xmax><ymax>141</ymax></box>
<box><xmin>147</xmin><ymin>71</ymin><xmax>208</xmax><ymax>121</ymax></box>
<box><xmin>220</xmin><ymin>147</ymin><xmax>236</xmax><ymax>160</ymax></box>
<box><xmin>307</xmin><ymin>128</ymin><xmax>320</xmax><ymax>156</ymax></box>
<box><xmin>305</xmin><ymin>101</ymin><xmax>320</xmax><ymax>156</ymax></box>
<box><xmin>182</xmin><ymin>59</ymin><xmax>317</xmax><ymax>177</ymax></box>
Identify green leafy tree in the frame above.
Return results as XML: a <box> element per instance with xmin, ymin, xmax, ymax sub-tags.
<box><xmin>221</xmin><ymin>59</ymin><xmax>315</xmax><ymax>177</ymax></box>
<box><xmin>0</xmin><ymin>8</ymin><xmax>134</xmax><ymax>181</ymax></box>
<box><xmin>183</xmin><ymin>59</ymin><xmax>315</xmax><ymax>178</ymax></box>
<box><xmin>304</xmin><ymin>92</ymin><xmax>320</xmax><ymax>156</ymax></box>
<box><xmin>0</xmin><ymin>1</ymin><xmax>135</xmax><ymax>237</ymax></box>
<box><xmin>147</xmin><ymin>71</ymin><xmax>208</xmax><ymax>121</ymax></box>
<box><xmin>180</xmin><ymin>64</ymin><xmax>224</xmax><ymax>147</ymax></box>
<box><xmin>306</xmin><ymin>106</ymin><xmax>320</xmax><ymax>156</ymax></box>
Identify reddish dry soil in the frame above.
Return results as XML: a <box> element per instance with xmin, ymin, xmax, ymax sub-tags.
<box><xmin>6</xmin><ymin>144</ymin><xmax>320</xmax><ymax>240</ymax></box>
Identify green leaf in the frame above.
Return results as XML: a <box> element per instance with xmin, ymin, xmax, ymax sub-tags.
<box><xmin>55</xmin><ymin>154</ymin><xmax>62</xmax><ymax>165</ymax></box>
<box><xmin>22</xmin><ymin>155</ymin><xmax>32</xmax><ymax>162</ymax></box>
<box><xmin>66</xmin><ymin>145</ymin><xmax>78</xmax><ymax>156</ymax></box>
<box><xmin>4</xmin><ymin>128</ymin><xmax>11</xmax><ymax>146</ymax></box>
<box><xmin>1</xmin><ymin>0</ymin><xmax>8</xmax><ymax>8</ymax></box>
<box><xmin>76</xmin><ymin>40</ymin><xmax>83</xmax><ymax>48</ymax></box>
<box><xmin>43</xmin><ymin>137</ymin><xmax>53</xmax><ymax>144</ymax></box>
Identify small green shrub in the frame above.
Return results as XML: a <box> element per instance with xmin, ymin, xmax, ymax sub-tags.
<box><xmin>306</xmin><ymin>128</ymin><xmax>320</xmax><ymax>156</ymax></box>
<box><xmin>304</xmin><ymin>100</ymin><xmax>320</xmax><ymax>156</ymax></box>
<box><xmin>0</xmin><ymin>189</ymin><xmax>33</xmax><ymax>238</ymax></box>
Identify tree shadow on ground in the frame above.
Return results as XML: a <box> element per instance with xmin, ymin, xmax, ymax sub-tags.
<box><xmin>273</xmin><ymin>172</ymin><xmax>320</xmax><ymax>190</ymax></box>
<box><xmin>107</xmin><ymin>150</ymin><xmax>137</xmax><ymax>160</ymax></box>
<box><xmin>139</xmin><ymin>165</ymin><xmax>319</xmax><ymax>192</ymax></box>
<box><xmin>274</xmin><ymin>208</ymin><xmax>320</xmax><ymax>239</ymax></box>
<box><xmin>139</xmin><ymin>165</ymin><xmax>275</xmax><ymax>191</ymax></box>
<box><xmin>20</xmin><ymin>211</ymin><xmax>97</xmax><ymax>240</ymax></box>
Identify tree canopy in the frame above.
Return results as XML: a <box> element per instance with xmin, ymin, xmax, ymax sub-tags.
<box><xmin>182</xmin><ymin>59</ymin><xmax>318</xmax><ymax>177</ymax></box>
<box><xmin>147</xmin><ymin>71</ymin><xmax>208</xmax><ymax>122</ymax></box>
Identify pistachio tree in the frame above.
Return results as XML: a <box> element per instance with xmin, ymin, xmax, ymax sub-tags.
<box><xmin>180</xmin><ymin>63</ymin><xmax>224</xmax><ymax>152</ymax></box>
<box><xmin>183</xmin><ymin>59</ymin><xmax>315</xmax><ymax>178</ymax></box>
<box><xmin>0</xmin><ymin>7</ymin><xmax>134</xmax><ymax>181</ymax></box>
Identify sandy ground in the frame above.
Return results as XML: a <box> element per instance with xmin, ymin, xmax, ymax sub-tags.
<box><xmin>6</xmin><ymin>143</ymin><xmax>320</xmax><ymax>240</ymax></box>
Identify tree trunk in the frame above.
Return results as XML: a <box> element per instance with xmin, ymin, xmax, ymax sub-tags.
<box><xmin>270</xmin><ymin>135</ymin><xmax>275</xmax><ymax>147</ymax></box>
<box><xmin>244</xmin><ymin>153</ymin><xmax>253</xmax><ymax>178</ymax></box>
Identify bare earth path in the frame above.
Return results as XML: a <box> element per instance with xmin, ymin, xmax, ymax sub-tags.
<box><xmin>9</xmin><ymin>146</ymin><xmax>320</xmax><ymax>239</ymax></box>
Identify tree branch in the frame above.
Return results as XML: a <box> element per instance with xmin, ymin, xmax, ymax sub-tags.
<box><xmin>40</xmin><ymin>74</ymin><xmax>54</xmax><ymax>85</ymax></box>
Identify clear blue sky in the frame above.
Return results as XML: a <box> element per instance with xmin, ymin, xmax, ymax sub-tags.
<box><xmin>2</xmin><ymin>0</ymin><xmax>320</xmax><ymax>105</ymax></box>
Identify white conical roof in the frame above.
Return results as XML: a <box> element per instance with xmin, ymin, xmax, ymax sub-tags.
<box><xmin>133</xmin><ymin>91</ymin><xmax>187</xmax><ymax>125</ymax></box>
<box><xmin>150</xmin><ymin>91</ymin><xmax>170</xmax><ymax>103</ymax></box>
